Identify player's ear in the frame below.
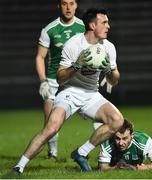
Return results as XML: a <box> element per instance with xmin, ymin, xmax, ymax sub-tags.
<box><xmin>89</xmin><ymin>22</ymin><xmax>96</xmax><ymax>31</ymax></box>
<box><xmin>131</xmin><ymin>132</ymin><xmax>134</xmax><ymax>139</ymax></box>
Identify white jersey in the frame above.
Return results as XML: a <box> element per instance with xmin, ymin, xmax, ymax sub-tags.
<box><xmin>60</xmin><ymin>33</ymin><xmax>117</xmax><ymax>91</ymax></box>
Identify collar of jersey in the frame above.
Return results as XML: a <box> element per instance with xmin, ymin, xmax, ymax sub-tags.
<box><xmin>58</xmin><ymin>16</ymin><xmax>76</xmax><ymax>27</ymax></box>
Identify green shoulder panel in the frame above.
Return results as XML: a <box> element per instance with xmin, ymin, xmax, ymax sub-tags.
<box><xmin>134</xmin><ymin>131</ymin><xmax>149</xmax><ymax>145</ymax></box>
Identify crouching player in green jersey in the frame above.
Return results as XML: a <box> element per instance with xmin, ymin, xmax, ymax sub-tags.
<box><xmin>98</xmin><ymin>119</ymin><xmax>152</xmax><ymax>170</ymax></box>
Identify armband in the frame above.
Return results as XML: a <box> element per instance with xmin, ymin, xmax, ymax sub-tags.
<box><xmin>40</xmin><ymin>79</ymin><xmax>48</xmax><ymax>83</ymax></box>
<box><xmin>71</xmin><ymin>62</ymin><xmax>81</xmax><ymax>71</ymax></box>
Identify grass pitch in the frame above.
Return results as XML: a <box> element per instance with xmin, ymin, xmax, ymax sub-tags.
<box><xmin>0</xmin><ymin>106</ymin><xmax>152</xmax><ymax>179</ymax></box>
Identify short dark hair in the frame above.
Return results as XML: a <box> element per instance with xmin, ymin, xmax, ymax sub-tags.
<box><xmin>58</xmin><ymin>0</ymin><xmax>78</xmax><ymax>4</ymax></box>
<box><xmin>118</xmin><ymin>118</ymin><xmax>134</xmax><ymax>134</ymax></box>
<box><xmin>82</xmin><ymin>8</ymin><xmax>107</xmax><ymax>31</ymax></box>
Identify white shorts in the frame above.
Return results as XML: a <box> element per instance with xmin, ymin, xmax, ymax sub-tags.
<box><xmin>54</xmin><ymin>87</ymin><xmax>109</xmax><ymax>120</ymax></box>
<box><xmin>47</xmin><ymin>78</ymin><xmax>59</xmax><ymax>100</ymax></box>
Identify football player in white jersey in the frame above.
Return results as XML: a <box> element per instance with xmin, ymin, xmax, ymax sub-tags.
<box><xmin>36</xmin><ymin>0</ymin><xmax>85</xmax><ymax>160</ymax></box>
<box><xmin>13</xmin><ymin>8</ymin><xmax>123</xmax><ymax>173</ymax></box>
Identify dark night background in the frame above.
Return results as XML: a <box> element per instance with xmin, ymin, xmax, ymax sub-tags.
<box><xmin>0</xmin><ymin>0</ymin><xmax>152</xmax><ymax>109</ymax></box>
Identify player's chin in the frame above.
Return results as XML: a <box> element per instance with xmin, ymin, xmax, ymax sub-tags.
<box><xmin>99</xmin><ymin>34</ymin><xmax>107</xmax><ymax>40</ymax></box>
<box><xmin>65</xmin><ymin>13</ymin><xmax>73</xmax><ymax>19</ymax></box>
<box><xmin>120</xmin><ymin>147</ymin><xmax>126</xmax><ymax>151</ymax></box>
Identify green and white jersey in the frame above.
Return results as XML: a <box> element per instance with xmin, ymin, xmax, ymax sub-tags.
<box><xmin>39</xmin><ymin>17</ymin><xmax>85</xmax><ymax>79</ymax></box>
<box><xmin>99</xmin><ymin>131</ymin><xmax>152</xmax><ymax>166</ymax></box>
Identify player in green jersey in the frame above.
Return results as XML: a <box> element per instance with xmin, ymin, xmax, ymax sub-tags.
<box><xmin>98</xmin><ymin>119</ymin><xmax>152</xmax><ymax>170</ymax></box>
<box><xmin>36</xmin><ymin>0</ymin><xmax>85</xmax><ymax>160</ymax></box>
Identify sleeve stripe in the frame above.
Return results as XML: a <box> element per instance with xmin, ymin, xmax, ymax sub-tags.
<box><xmin>132</xmin><ymin>139</ymin><xmax>145</xmax><ymax>151</ymax></box>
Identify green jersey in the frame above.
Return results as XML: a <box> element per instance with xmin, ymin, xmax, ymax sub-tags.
<box><xmin>39</xmin><ymin>17</ymin><xmax>85</xmax><ymax>79</ymax></box>
<box><xmin>99</xmin><ymin>131</ymin><xmax>152</xmax><ymax>166</ymax></box>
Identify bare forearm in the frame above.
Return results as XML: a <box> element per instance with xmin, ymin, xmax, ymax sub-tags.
<box><xmin>36</xmin><ymin>55</ymin><xmax>46</xmax><ymax>80</ymax></box>
<box><xmin>136</xmin><ymin>163</ymin><xmax>152</xmax><ymax>170</ymax></box>
<box><xmin>99</xmin><ymin>162</ymin><xmax>136</xmax><ymax>171</ymax></box>
<box><xmin>35</xmin><ymin>46</ymin><xmax>48</xmax><ymax>81</ymax></box>
<box><xmin>99</xmin><ymin>164</ymin><xmax>118</xmax><ymax>170</ymax></box>
<box><xmin>57</xmin><ymin>66</ymin><xmax>76</xmax><ymax>85</ymax></box>
<box><xmin>106</xmin><ymin>68</ymin><xmax>120</xmax><ymax>86</ymax></box>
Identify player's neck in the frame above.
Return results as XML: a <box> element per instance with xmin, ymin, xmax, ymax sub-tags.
<box><xmin>60</xmin><ymin>16</ymin><xmax>74</xmax><ymax>25</ymax></box>
<box><xmin>84</xmin><ymin>31</ymin><xmax>100</xmax><ymax>45</ymax></box>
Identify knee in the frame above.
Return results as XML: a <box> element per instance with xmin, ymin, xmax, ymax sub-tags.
<box><xmin>42</xmin><ymin>125</ymin><xmax>59</xmax><ymax>141</ymax></box>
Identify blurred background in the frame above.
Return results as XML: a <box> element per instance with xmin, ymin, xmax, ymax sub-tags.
<box><xmin>0</xmin><ymin>0</ymin><xmax>152</xmax><ymax>109</ymax></box>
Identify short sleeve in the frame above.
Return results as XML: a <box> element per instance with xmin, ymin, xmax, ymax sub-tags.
<box><xmin>144</xmin><ymin>137</ymin><xmax>152</xmax><ymax>161</ymax></box>
<box><xmin>103</xmin><ymin>40</ymin><xmax>117</xmax><ymax>70</ymax></box>
<box><xmin>38</xmin><ymin>28</ymin><xmax>50</xmax><ymax>48</ymax></box>
<box><xmin>98</xmin><ymin>144</ymin><xmax>112</xmax><ymax>164</ymax></box>
<box><xmin>60</xmin><ymin>37</ymin><xmax>80</xmax><ymax>67</ymax></box>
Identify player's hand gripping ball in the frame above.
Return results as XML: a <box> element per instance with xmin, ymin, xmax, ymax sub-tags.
<box><xmin>84</xmin><ymin>44</ymin><xmax>107</xmax><ymax>69</ymax></box>
<box><xmin>77</xmin><ymin>44</ymin><xmax>111</xmax><ymax>74</ymax></box>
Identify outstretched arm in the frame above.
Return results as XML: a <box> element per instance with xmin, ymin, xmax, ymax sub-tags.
<box><xmin>136</xmin><ymin>163</ymin><xmax>152</xmax><ymax>170</ymax></box>
<box><xmin>99</xmin><ymin>160</ymin><xmax>136</xmax><ymax>171</ymax></box>
<box><xmin>99</xmin><ymin>163</ymin><xmax>117</xmax><ymax>170</ymax></box>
